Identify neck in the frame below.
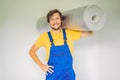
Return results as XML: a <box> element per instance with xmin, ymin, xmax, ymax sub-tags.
<box><xmin>52</xmin><ymin>28</ymin><xmax>62</xmax><ymax>34</ymax></box>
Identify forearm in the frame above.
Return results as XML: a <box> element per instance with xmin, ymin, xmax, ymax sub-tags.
<box><xmin>81</xmin><ymin>31</ymin><xmax>94</xmax><ymax>37</ymax></box>
<box><xmin>29</xmin><ymin>51</ymin><xmax>43</xmax><ymax>67</ymax></box>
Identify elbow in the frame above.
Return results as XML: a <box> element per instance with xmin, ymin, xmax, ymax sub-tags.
<box><xmin>29</xmin><ymin>48</ymin><xmax>34</xmax><ymax>56</ymax></box>
<box><xmin>90</xmin><ymin>31</ymin><xmax>94</xmax><ymax>35</ymax></box>
<box><xmin>88</xmin><ymin>31</ymin><xmax>94</xmax><ymax>36</ymax></box>
<box><xmin>29</xmin><ymin>45</ymin><xmax>38</xmax><ymax>56</ymax></box>
<box><xmin>87</xmin><ymin>31</ymin><xmax>94</xmax><ymax>37</ymax></box>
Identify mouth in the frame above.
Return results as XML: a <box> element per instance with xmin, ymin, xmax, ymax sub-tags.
<box><xmin>51</xmin><ymin>23</ymin><xmax>61</xmax><ymax>30</ymax></box>
<box><xmin>53</xmin><ymin>23</ymin><xmax>59</xmax><ymax>26</ymax></box>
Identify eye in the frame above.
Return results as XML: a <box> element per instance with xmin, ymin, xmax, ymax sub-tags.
<box><xmin>56</xmin><ymin>17</ymin><xmax>60</xmax><ymax>20</ymax></box>
<box><xmin>50</xmin><ymin>18</ymin><xmax>54</xmax><ymax>21</ymax></box>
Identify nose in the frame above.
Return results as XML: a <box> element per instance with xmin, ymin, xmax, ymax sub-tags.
<box><xmin>54</xmin><ymin>19</ymin><xmax>57</xmax><ymax>23</ymax></box>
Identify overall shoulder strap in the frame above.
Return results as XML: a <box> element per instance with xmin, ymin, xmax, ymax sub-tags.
<box><xmin>63</xmin><ymin>29</ymin><xmax>67</xmax><ymax>44</ymax></box>
<box><xmin>47</xmin><ymin>31</ymin><xmax>54</xmax><ymax>45</ymax></box>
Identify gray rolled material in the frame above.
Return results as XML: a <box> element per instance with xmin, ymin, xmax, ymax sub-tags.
<box><xmin>62</xmin><ymin>5</ymin><xmax>106</xmax><ymax>31</ymax></box>
<box><xmin>37</xmin><ymin>5</ymin><xmax>106</xmax><ymax>32</ymax></box>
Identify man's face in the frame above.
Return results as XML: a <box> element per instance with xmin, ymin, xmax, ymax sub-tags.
<box><xmin>49</xmin><ymin>12</ymin><xmax>62</xmax><ymax>30</ymax></box>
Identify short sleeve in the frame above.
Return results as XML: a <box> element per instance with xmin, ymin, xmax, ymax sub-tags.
<box><xmin>67</xmin><ymin>29</ymin><xmax>82</xmax><ymax>40</ymax></box>
<box><xmin>34</xmin><ymin>33</ymin><xmax>45</xmax><ymax>48</ymax></box>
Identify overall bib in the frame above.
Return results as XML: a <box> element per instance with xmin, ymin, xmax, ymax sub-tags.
<box><xmin>46</xmin><ymin>29</ymin><xmax>75</xmax><ymax>80</ymax></box>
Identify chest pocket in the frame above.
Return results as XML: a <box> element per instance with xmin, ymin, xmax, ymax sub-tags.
<box><xmin>51</xmin><ymin>47</ymin><xmax>69</xmax><ymax>65</ymax></box>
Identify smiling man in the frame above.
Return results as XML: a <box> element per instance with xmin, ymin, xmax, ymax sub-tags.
<box><xmin>29</xmin><ymin>9</ymin><xmax>93</xmax><ymax>80</ymax></box>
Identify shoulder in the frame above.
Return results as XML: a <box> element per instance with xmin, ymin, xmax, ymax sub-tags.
<box><xmin>41</xmin><ymin>31</ymin><xmax>50</xmax><ymax>36</ymax></box>
<box><xmin>37</xmin><ymin>31</ymin><xmax>49</xmax><ymax>39</ymax></box>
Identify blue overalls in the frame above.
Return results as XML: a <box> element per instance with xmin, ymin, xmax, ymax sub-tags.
<box><xmin>46</xmin><ymin>29</ymin><xmax>75</xmax><ymax>80</ymax></box>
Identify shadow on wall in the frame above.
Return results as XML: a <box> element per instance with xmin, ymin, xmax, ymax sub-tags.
<box><xmin>36</xmin><ymin>16</ymin><xmax>50</xmax><ymax>34</ymax></box>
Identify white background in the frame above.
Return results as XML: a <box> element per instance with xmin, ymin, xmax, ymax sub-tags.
<box><xmin>0</xmin><ymin>0</ymin><xmax>120</xmax><ymax>80</ymax></box>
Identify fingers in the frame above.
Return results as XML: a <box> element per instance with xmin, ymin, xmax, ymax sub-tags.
<box><xmin>46</xmin><ymin>65</ymin><xmax>54</xmax><ymax>75</ymax></box>
<box><xmin>47</xmin><ymin>68</ymin><xmax>54</xmax><ymax>74</ymax></box>
<box><xmin>49</xmin><ymin>65</ymin><xmax>54</xmax><ymax>68</ymax></box>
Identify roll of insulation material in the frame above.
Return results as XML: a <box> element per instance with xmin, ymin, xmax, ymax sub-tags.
<box><xmin>62</xmin><ymin>5</ymin><xmax>106</xmax><ymax>31</ymax></box>
<box><xmin>37</xmin><ymin>5</ymin><xmax>106</xmax><ymax>32</ymax></box>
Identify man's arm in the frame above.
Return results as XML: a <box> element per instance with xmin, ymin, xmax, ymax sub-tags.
<box><xmin>29</xmin><ymin>45</ymin><xmax>43</xmax><ymax>66</ymax></box>
<box><xmin>29</xmin><ymin>45</ymin><xmax>54</xmax><ymax>74</ymax></box>
<box><xmin>81</xmin><ymin>31</ymin><xmax>93</xmax><ymax>37</ymax></box>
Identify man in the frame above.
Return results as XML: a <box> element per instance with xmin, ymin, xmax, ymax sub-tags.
<box><xmin>29</xmin><ymin>9</ymin><xmax>93</xmax><ymax>80</ymax></box>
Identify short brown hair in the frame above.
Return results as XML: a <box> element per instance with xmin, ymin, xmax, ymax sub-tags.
<box><xmin>47</xmin><ymin>9</ymin><xmax>62</xmax><ymax>23</ymax></box>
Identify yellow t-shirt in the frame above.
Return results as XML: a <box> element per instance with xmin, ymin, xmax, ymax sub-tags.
<box><xmin>34</xmin><ymin>29</ymin><xmax>81</xmax><ymax>62</ymax></box>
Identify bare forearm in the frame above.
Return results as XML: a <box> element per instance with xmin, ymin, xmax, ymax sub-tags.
<box><xmin>29</xmin><ymin>51</ymin><xmax>43</xmax><ymax>67</ymax></box>
<box><xmin>81</xmin><ymin>31</ymin><xmax>94</xmax><ymax>37</ymax></box>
